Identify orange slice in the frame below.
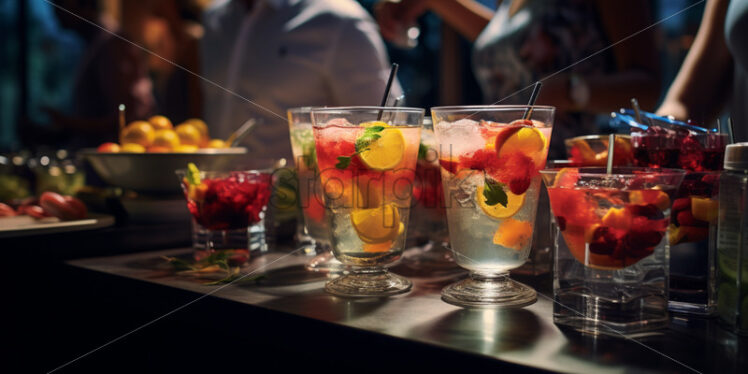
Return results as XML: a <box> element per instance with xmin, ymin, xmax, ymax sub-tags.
<box><xmin>552</xmin><ymin>168</ymin><xmax>580</xmax><ymax>188</ymax></box>
<box><xmin>492</xmin><ymin>218</ymin><xmax>533</xmax><ymax>250</ymax></box>
<box><xmin>476</xmin><ymin>184</ymin><xmax>525</xmax><ymax>219</ymax></box>
<box><xmin>363</xmin><ymin>241</ymin><xmax>392</xmax><ymax>253</ymax></box>
<box><xmin>629</xmin><ymin>190</ymin><xmax>671</xmax><ymax>211</ymax></box>
<box><xmin>601</xmin><ymin>207</ymin><xmax>632</xmax><ymax>231</ymax></box>
<box><xmin>691</xmin><ymin>197</ymin><xmax>718</xmax><ymax>223</ymax></box>
<box><xmin>495</xmin><ymin>126</ymin><xmax>547</xmax><ymax>167</ymax></box>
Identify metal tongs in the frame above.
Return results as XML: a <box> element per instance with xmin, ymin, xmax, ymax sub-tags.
<box><xmin>226</xmin><ymin>118</ymin><xmax>258</xmax><ymax>147</ymax></box>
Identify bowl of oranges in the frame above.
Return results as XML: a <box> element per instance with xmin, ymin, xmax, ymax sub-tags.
<box><xmin>81</xmin><ymin>116</ymin><xmax>249</xmax><ymax>194</ymax></box>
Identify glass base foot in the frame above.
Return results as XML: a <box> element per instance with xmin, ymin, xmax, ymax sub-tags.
<box><xmin>668</xmin><ymin>301</ymin><xmax>715</xmax><ymax>316</ymax></box>
<box><xmin>305</xmin><ymin>252</ymin><xmax>344</xmax><ymax>273</ymax></box>
<box><xmin>554</xmin><ymin>290</ymin><xmax>669</xmax><ymax>336</ymax></box>
<box><xmin>441</xmin><ymin>273</ymin><xmax>537</xmax><ymax>308</ymax></box>
<box><xmin>554</xmin><ymin>314</ymin><xmax>669</xmax><ymax>337</ymax></box>
<box><xmin>325</xmin><ymin>270</ymin><xmax>412</xmax><ymax>298</ymax></box>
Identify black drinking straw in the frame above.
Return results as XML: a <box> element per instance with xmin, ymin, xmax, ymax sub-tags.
<box><xmin>523</xmin><ymin>82</ymin><xmax>543</xmax><ymax>120</ymax></box>
<box><xmin>631</xmin><ymin>98</ymin><xmax>643</xmax><ymax>123</ymax></box>
<box><xmin>728</xmin><ymin>117</ymin><xmax>736</xmax><ymax>144</ymax></box>
<box><xmin>377</xmin><ymin>63</ymin><xmax>399</xmax><ymax>120</ymax></box>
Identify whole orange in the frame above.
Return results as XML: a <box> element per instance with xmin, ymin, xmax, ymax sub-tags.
<box><xmin>121</xmin><ymin>143</ymin><xmax>146</xmax><ymax>153</ymax></box>
<box><xmin>175</xmin><ymin>124</ymin><xmax>202</xmax><ymax>146</ymax></box>
<box><xmin>183</xmin><ymin>118</ymin><xmax>208</xmax><ymax>138</ymax></box>
<box><xmin>152</xmin><ymin>129</ymin><xmax>180</xmax><ymax>150</ymax></box>
<box><xmin>121</xmin><ymin>121</ymin><xmax>155</xmax><ymax>147</ymax></box>
<box><xmin>149</xmin><ymin>115</ymin><xmax>173</xmax><ymax>131</ymax></box>
<box><xmin>207</xmin><ymin>139</ymin><xmax>226</xmax><ymax>148</ymax></box>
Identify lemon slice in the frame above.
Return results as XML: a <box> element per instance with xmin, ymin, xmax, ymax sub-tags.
<box><xmin>351</xmin><ymin>203</ymin><xmax>401</xmax><ymax>244</ymax></box>
<box><xmin>352</xmin><ymin>179</ymin><xmax>383</xmax><ymax>209</ymax></box>
<box><xmin>476</xmin><ymin>185</ymin><xmax>525</xmax><ymax>219</ymax></box>
<box><xmin>358</xmin><ymin>127</ymin><xmax>405</xmax><ymax>171</ymax></box>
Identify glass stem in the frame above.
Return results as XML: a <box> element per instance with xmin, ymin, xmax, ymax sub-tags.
<box><xmin>469</xmin><ymin>271</ymin><xmax>509</xmax><ymax>282</ymax></box>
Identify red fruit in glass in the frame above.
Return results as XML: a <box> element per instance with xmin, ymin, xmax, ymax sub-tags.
<box><xmin>183</xmin><ymin>172</ymin><xmax>271</xmax><ymax>231</ymax></box>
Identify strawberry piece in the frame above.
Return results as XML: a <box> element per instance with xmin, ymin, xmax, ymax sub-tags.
<box><xmin>626</xmin><ymin>203</ymin><xmax>663</xmax><ymax>220</ymax></box>
<box><xmin>439</xmin><ymin>158</ymin><xmax>459</xmax><ymax>174</ymax></box>
<box><xmin>676</xmin><ymin>210</ymin><xmax>707</xmax><ymax>227</ymax></box>
<box><xmin>671</xmin><ymin>197</ymin><xmax>691</xmax><ymax>212</ymax></box>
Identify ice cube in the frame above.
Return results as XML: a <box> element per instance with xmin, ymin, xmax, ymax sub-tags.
<box><xmin>435</xmin><ymin>119</ymin><xmax>485</xmax><ymax>157</ymax></box>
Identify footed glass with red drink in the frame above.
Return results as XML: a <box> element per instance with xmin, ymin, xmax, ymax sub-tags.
<box><xmin>542</xmin><ymin>167</ymin><xmax>685</xmax><ymax>334</ymax></box>
<box><xmin>631</xmin><ymin>127</ymin><xmax>727</xmax><ymax>315</ymax></box>
<box><xmin>311</xmin><ymin>107</ymin><xmax>423</xmax><ymax>297</ymax></box>
<box><xmin>177</xmin><ymin>165</ymin><xmax>272</xmax><ymax>261</ymax></box>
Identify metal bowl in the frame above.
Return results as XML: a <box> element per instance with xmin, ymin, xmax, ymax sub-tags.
<box><xmin>81</xmin><ymin>148</ymin><xmax>250</xmax><ymax>194</ymax></box>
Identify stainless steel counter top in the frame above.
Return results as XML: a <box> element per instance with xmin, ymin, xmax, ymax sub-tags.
<box><xmin>69</xmin><ymin>248</ymin><xmax>747</xmax><ymax>373</ymax></box>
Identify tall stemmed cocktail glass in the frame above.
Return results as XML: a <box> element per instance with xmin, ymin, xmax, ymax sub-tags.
<box><xmin>287</xmin><ymin>107</ymin><xmax>341</xmax><ymax>272</ymax></box>
<box><xmin>541</xmin><ymin>167</ymin><xmax>685</xmax><ymax>334</ymax></box>
<box><xmin>311</xmin><ymin>107</ymin><xmax>423</xmax><ymax>297</ymax></box>
<box><xmin>431</xmin><ymin>106</ymin><xmax>554</xmax><ymax>307</ymax></box>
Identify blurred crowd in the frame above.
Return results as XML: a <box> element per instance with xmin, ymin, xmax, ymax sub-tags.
<box><xmin>3</xmin><ymin>0</ymin><xmax>744</xmax><ymax>160</ymax></box>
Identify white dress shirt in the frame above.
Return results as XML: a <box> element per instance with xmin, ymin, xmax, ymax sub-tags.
<box><xmin>201</xmin><ymin>0</ymin><xmax>402</xmax><ymax>159</ymax></box>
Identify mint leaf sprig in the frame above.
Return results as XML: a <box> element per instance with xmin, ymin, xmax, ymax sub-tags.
<box><xmin>335</xmin><ymin>126</ymin><xmax>385</xmax><ymax>169</ymax></box>
<box><xmin>417</xmin><ymin>143</ymin><xmax>429</xmax><ymax>160</ymax></box>
<box><xmin>163</xmin><ymin>251</ymin><xmax>265</xmax><ymax>285</ymax></box>
<box><xmin>483</xmin><ymin>173</ymin><xmax>508</xmax><ymax>207</ymax></box>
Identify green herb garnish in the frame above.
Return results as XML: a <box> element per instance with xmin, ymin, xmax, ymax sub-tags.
<box><xmin>163</xmin><ymin>250</ymin><xmax>265</xmax><ymax>285</ymax></box>
<box><xmin>417</xmin><ymin>143</ymin><xmax>429</xmax><ymax>160</ymax></box>
<box><xmin>186</xmin><ymin>162</ymin><xmax>201</xmax><ymax>185</ymax></box>
<box><xmin>302</xmin><ymin>143</ymin><xmax>317</xmax><ymax>169</ymax></box>
<box><xmin>335</xmin><ymin>126</ymin><xmax>386</xmax><ymax>169</ymax></box>
<box><xmin>483</xmin><ymin>173</ymin><xmax>508</xmax><ymax>207</ymax></box>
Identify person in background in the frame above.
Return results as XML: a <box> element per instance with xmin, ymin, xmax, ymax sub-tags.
<box><xmin>201</xmin><ymin>0</ymin><xmax>402</xmax><ymax>160</ymax></box>
<box><xmin>141</xmin><ymin>0</ymin><xmax>203</xmax><ymax>122</ymax></box>
<box><xmin>376</xmin><ymin>0</ymin><xmax>660</xmax><ymax>159</ymax></box>
<box><xmin>48</xmin><ymin>0</ymin><xmax>155</xmax><ymax>147</ymax></box>
<box><xmin>657</xmin><ymin>0</ymin><xmax>747</xmax><ymax>140</ymax></box>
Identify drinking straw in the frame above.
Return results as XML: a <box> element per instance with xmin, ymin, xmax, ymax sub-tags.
<box><xmin>611</xmin><ymin>112</ymin><xmax>649</xmax><ymax>131</ymax></box>
<box><xmin>728</xmin><ymin>117</ymin><xmax>736</xmax><ymax>144</ymax></box>
<box><xmin>631</xmin><ymin>98</ymin><xmax>642</xmax><ymax>123</ymax></box>
<box><xmin>377</xmin><ymin>63</ymin><xmax>399</xmax><ymax>120</ymax></box>
<box><xmin>606</xmin><ymin>133</ymin><xmax>615</xmax><ymax>174</ymax></box>
<box><xmin>118</xmin><ymin>104</ymin><xmax>125</xmax><ymax>143</ymax></box>
<box><xmin>523</xmin><ymin>81</ymin><xmax>542</xmax><ymax>120</ymax></box>
<box><xmin>393</xmin><ymin>94</ymin><xmax>405</xmax><ymax>107</ymax></box>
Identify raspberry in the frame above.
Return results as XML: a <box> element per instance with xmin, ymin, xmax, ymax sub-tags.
<box><xmin>555</xmin><ymin>216</ymin><xmax>566</xmax><ymax>231</ymax></box>
<box><xmin>679</xmin><ymin>134</ymin><xmax>705</xmax><ymax>171</ymax></box>
<box><xmin>509</xmin><ymin>176</ymin><xmax>531</xmax><ymax>195</ymax></box>
<box><xmin>588</xmin><ymin>226</ymin><xmax>621</xmax><ymax>255</ymax></box>
<box><xmin>492</xmin><ymin>151</ymin><xmax>536</xmax><ymax>194</ymax></box>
